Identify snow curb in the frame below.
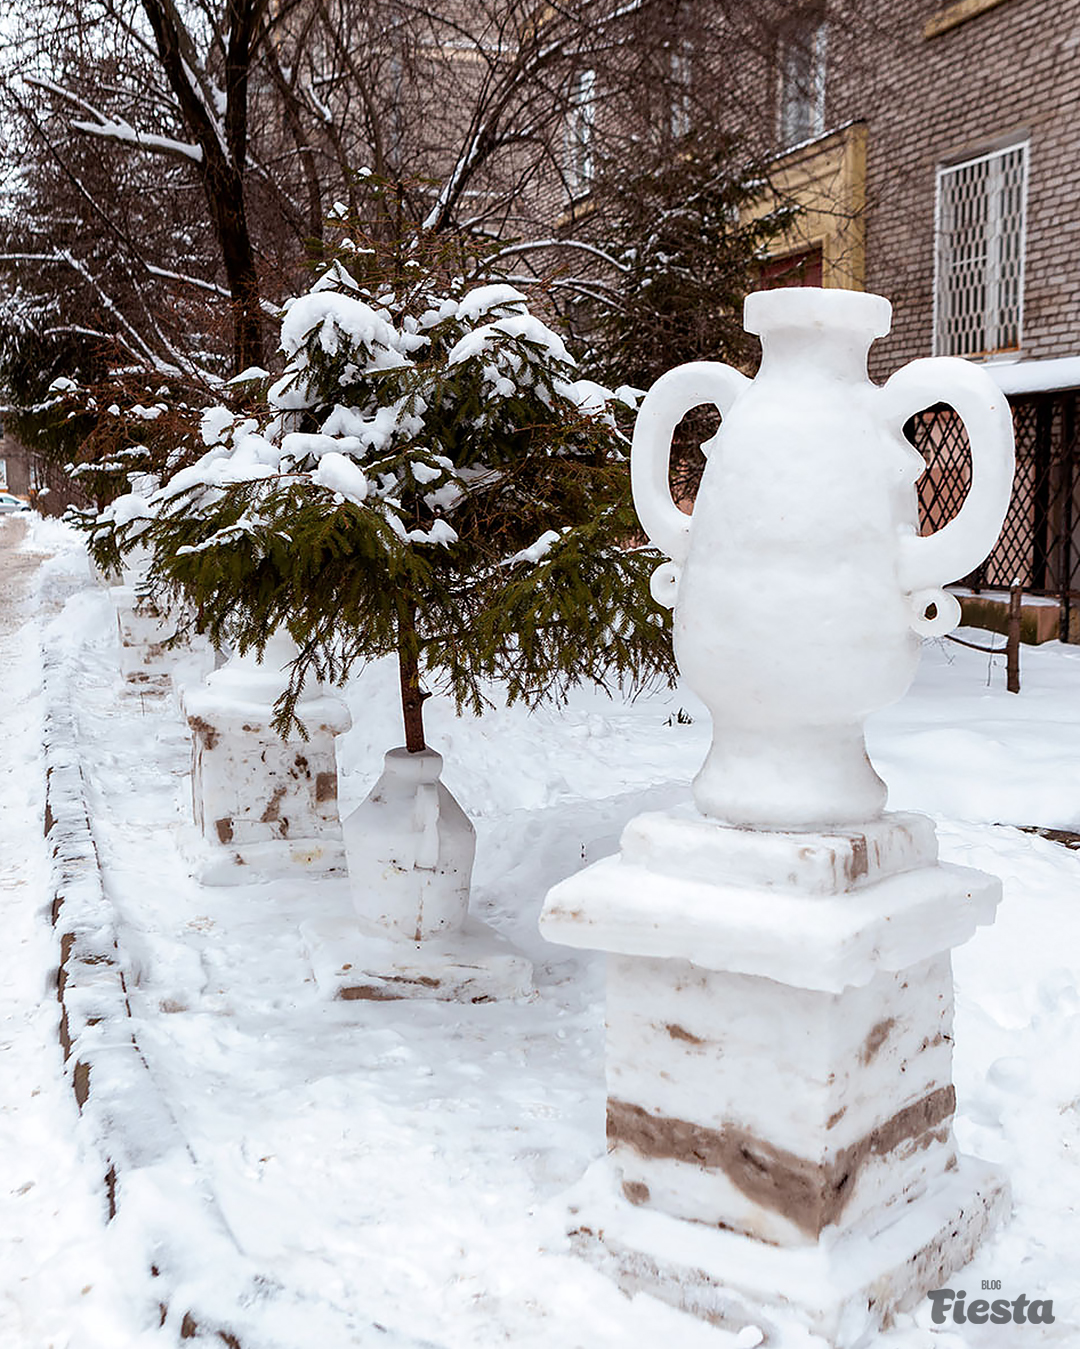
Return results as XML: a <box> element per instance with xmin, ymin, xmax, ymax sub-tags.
<box><xmin>41</xmin><ymin>630</ymin><xmax>248</xmax><ymax>1348</ymax></box>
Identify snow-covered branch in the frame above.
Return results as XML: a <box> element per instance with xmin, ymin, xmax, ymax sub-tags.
<box><xmin>487</xmin><ymin>238</ymin><xmax>630</xmax><ymax>272</ymax></box>
<box><xmin>144</xmin><ymin>264</ymin><xmax>280</xmax><ymax>317</ymax></box>
<box><xmin>24</xmin><ymin>76</ymin><xmax>203</xmax><ymax>164</ymax></box>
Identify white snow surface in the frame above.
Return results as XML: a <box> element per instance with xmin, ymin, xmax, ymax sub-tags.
<box><xmin>103</xmin><ymin>492</ymin><xmax>154</xmax><ymax>527</ymax></box>
<box><xmin>312</xmin><ymin>451</ymin><xmax>370</xmax><ymax>505</ymax></box>
<box><xmin>445</xmin><ymin>313</ymin><xmax>575</xmax><ymax>370</ymax></box>
<box><xmin>3</xmin><ymin>512</ymin><xmax>1080</xmax><ymax>1347</ymax></box>
<box><xmin>279</xmin><ymin>292</ymin><xmax>409</xmax><ymax>368</ymax></box>
<box><xmin>985</xmin><ymin>355</ymin><xmax>1080</xmax><ymax>396</ymax></box>
<box><xmin>454</xmin><ymin>284</ymin><xmax>528</xmax><ymax>322</ymax></box>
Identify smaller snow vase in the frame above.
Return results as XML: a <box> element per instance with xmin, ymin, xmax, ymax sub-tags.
<box><xmin>343</xmin><ymin>748</ymin><xmax>476</xmax><ymax>942</ymax></box>
<box><xmin>631</xmin><ymin>286</ymin><xmax>1015</xmax><ymax>829</ymax></box>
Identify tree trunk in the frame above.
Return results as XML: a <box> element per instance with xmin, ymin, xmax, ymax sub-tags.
<box><xmin>140</xmin><ymin>0</ymin><xmax>266</xmax><ymax>375</ymax></box>
<box><xmin>1007</xmin><ymin>580</ymin><xmax>1022</xmax><ymax>694</ymax></box>
<box><xmin>397</xmin><ymin>600</ymin><xmax>427</xmax><ymax>752</ymax></box>
<box><xmin>207</xmin><ymin>160</ymin><xmax>265</xmax><ymax>373</ymax></box>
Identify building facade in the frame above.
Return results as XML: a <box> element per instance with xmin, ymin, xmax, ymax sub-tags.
<box><xmin>751</xmin><ymin>0</ymin><xmax>1079</xmax><ymax>636</ymax></box>
<box><xmin>0</xmin><ymin>424</ymin><xmax>32</xmax><ymax>498</ymax></box>
<box><xmin>758</xmin><ymin>0</ymin><xmax>1080</xmax><ymax>378</ymax></box>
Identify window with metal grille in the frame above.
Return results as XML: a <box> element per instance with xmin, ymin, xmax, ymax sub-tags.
<box><xmin>778</xmin><ymin>15</ymin><xmax>826</xmax><ymax>148</ymax></box>
<box><xmin>934</xmin><ymin>142</ymin><xmax>1028</xmax><ymax>358</ymax></box>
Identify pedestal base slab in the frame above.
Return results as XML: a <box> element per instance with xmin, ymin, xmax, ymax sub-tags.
<box><xmin>541</xmin><ymin>811</ymin><xmax>1000</xmax><ymax>994</ymax></box>
<box><xmin>181</xmin><ymin>834</ymin><xmax>346</xmax><ymax>886</ymax></box>
<box><xmin>301</xmin><ymin>915</ymin><xmax>534</xmax><ymax>1003</ymax></box>
<box><xmin>563</xmin><ymin>1157</ymin><xmax>1009</xmax><ymax>1348</ymax></box>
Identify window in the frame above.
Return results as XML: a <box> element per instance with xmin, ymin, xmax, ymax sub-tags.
<box><xmin>669</xmin><ymin>44</ymin><xmax>692</xmax><ymax>141</ymax></box>
<box><xmin>567</xmin><ymin>68</ymin><xmax>596</xmax><ymax>193</ymax></box>
<box><xmin>778</xmin><ymin>14</ymin><xmax>827</xmax><ymax>148</ymax></box>
<box><xmin>758</xmin><ymin>246</ymin><xmax>824</xmax><ymax>290</ymax></box>
<box><xmin>934</xmin><ymin>141</ymin><xmax>1028</xmax><ymax>357</ymax></box>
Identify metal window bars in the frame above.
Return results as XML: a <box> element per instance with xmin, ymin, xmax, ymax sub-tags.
<box><xmin>906</xmin><ymin>390</ymin><xmax>1080</xmax><ymax>641</ymax></box>
<box><xmin>934</xmin><ymin>143</ymin><xmax>1028</xmax><ymax>358</ymax></box>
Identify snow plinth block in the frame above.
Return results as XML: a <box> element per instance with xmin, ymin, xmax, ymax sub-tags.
<box><xmin>539</xmin><ymin>808</ymin><xmax>1009</xmax><ymax>1345</ymax></box>
<box><xmin>181</xmin><ymin>683</ymin><xmax>352</xmax><ymax>886</ymax></box>
<box><xmin>561</xmin><ymin>1157</ymin><xmax>1008</xmax><ymax>1348</ymax></box>
<box><xmin>110</xmin><ymin>584</ymin><xmax>184</xmax><ymax>683</ymax></box>
<box><xmin>542</xmin><ymin>807</ymin><xmax>998</xmax><ymax>993</ymax></box>
<box><xmin>301</xmin><ymin>915</ymin><xmax>533</xmax><ymax>1003</ymax></box>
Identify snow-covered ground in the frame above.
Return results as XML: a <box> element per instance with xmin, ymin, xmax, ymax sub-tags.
<box><xmin>2</xmin><ymin>512</ymin><xmax>1079</xmax><ymax>1348</ymax></box>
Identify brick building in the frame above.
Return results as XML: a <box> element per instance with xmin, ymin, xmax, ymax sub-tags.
<box><xmin>756</xmin><ymin>0</ymin><xmax>1080</xmax><ymax>375</ymax></box>
<box><xmin>751</xmin><ymin>0</ymin><xmax>1080</xmax><ymax>636</ymax></box>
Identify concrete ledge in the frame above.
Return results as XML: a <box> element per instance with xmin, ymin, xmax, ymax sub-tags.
<box><xmin>42</xmin><ymin>619</ymin><xmax>253</xmax><ymax>1345</ymax></box>
<box><xmin>956</xmin><ymin>591</ymin><xmax>1065</xmax><ymax>644</ymax></box>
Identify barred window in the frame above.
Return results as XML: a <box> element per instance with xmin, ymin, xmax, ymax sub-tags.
<box><xmin>934</xmin><ymin>142</ymin><xmax>1028</xmax><ymax>357</ymax></box>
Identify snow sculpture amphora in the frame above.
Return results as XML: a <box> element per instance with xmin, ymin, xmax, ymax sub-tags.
<box><xmin>539</xmin><ymin>287</ymin><xmax>1014</xmax><ymax>1344</ymax></box>
<box><xmin>633</xmin><ymin>286</ymin><xmax>1015</xmax><ymax>828</ymax></box>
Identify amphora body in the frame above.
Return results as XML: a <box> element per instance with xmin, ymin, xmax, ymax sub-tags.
<box><xmin>632</xmin><ymin>288</ymin><xmax>1015</xmax><ymax>829</ymax></box>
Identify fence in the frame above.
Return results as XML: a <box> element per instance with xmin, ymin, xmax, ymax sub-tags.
<box><xmin>906</xmin><ymin>388</ymin><xmax>1080</xmax><ymax>642</ymax></box>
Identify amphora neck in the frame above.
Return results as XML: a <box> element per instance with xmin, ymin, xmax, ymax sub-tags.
<box><xmin>745</xmin><ymin>287</ymin><xmax>891</xmax><ymax>384</ymax></box>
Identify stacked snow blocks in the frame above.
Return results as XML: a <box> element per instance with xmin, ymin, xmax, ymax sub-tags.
<box><xmin>541</xmin><ymin>806</ymin><xmax>1007</xmax><ymax>1340</ymax></box>
<box><xmin>182</xmin><ymin>686</ymin><xmax>351</xmax><ymax>878</ymax></box>
<box><xmin>606</xmin><ymin>951</ymin><xmax>956</xmax><ymax>1247</ymax></box>
<box><xmin>111</xmin><ymin>585</ymin><xmax>178</xmax><ymax>682</ymax></box>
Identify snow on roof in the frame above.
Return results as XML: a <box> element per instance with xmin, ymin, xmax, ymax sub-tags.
<box><xmin>983</xmin><ymin>356</ymin><xmax>1080</xmax><ymax>396</ymax></box>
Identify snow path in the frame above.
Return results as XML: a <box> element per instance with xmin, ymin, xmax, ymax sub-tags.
<box><xmin>0</xmin><ymin>517</ymin><xmax>173</xmax><ymax>1349</ymax></box>
<box><xmin>4</xmin><ymin>514</ymin><xmax>1080</xmax><ymax>1346</ymax></box>
<box><xmin>62</xmin><ymin>590</ymin><xmax>727</xmax><ymax>1346</ymax></box>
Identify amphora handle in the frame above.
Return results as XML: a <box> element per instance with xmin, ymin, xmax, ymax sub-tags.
<box><xmin>881</xmin><ymin>357</ymin><xmax>1015</xmax><ymax>636</ymax></box>
<box><xmin>631</xmin><ymin>361</ymin><xmax>750</xmax><ymax>607</ymax></box>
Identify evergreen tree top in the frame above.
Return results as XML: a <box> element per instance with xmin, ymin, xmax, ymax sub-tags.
<box><xmin>121</xmin><ymin>233</ymin><xmax>673</xmax><ymax>738</ymax></box>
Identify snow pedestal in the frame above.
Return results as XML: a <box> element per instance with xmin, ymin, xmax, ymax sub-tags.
<box><xmin>180</xmin><ymin>634</ymin><xmax>351</xmax><ymax>885</ymax></box>
<box><xmin>110</xmin><ymin>584</ymin><xmax>182</xmax><ymax>683</ymax></box>
<box><xmin>89</xmin><ymin>555</ymin><xmax>122</xmax><ymax>588</ymax></box>
<box><xmin>538</xmin><ymin>286</ymin><xmax>1015</xmax><ymax>1344</ymax></box>
<box><xmin>540</xmin><ymin>808</ymin><xmax>1009</xmax><ymax>1346</ymax></box>
<box><xmin>303</xmin><ymin>747</ymin><xmax>533</xmax><ymax>1002</ymax></box>
<box><xmin>109</xmin><ymin>544</ymin><xmax>210</xmax><ymax>684</ymax></box>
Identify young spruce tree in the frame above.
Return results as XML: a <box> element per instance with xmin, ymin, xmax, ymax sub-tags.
<box><xmin>133</xmin><ymin>229</ymin><xmax>674</xmax><ymax>747</ymax></box>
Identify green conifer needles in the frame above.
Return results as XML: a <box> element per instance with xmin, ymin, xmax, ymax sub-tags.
<box><xmin>141</xmin><ymin>259</ymin><xmax>674</xmax><ymax>742</ymax></box>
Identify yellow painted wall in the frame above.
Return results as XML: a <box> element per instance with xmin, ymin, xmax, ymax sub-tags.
<box><xmin>748</xmin><ymin>122</ymin><xmax>868</xmax><ymax>292</ymax></box>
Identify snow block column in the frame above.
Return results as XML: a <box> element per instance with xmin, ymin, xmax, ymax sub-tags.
<box><xmin>540</xmin><ymin>808</ymin><xmax>1009</xmax><ymax>1347</ymax></box>
<box><xmin>110</xmin><ymin>585</ymin><xmax>181</xmax><ymax>682</ymax></box>
<box><xmin>180</xmin><ymin>635</ymin><xmax>352</xmax><ymax>884</ymax></box>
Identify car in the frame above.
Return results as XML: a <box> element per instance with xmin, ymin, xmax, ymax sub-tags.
<box><xmin>0</xmin><ymin>492</ymin><xmax>31</xmax><ymax>513</ymax></box>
